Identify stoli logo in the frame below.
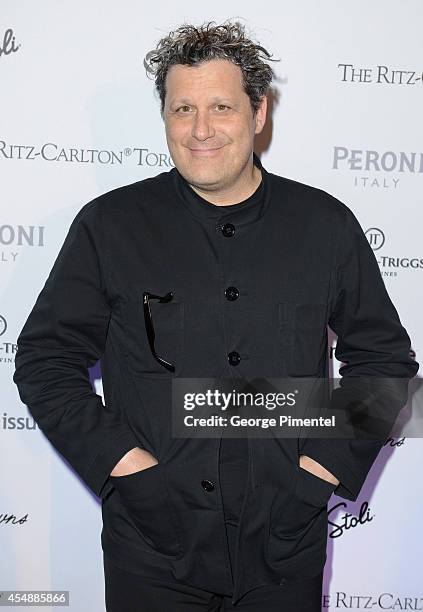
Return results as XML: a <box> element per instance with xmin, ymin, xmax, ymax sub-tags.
<box><xmin>0</xmin><ymin>28</ymin><xmax>21</xmax><ymax>59</ymax></box>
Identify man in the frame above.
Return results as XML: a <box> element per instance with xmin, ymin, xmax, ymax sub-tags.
<box><xmin>13</xmin><ymin>20</ymin><xmax>418</xmax><ymax>612</ymax></box>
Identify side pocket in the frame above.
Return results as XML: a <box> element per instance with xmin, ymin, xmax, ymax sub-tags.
<box><xmin>279</xmin><ymin>302</ymin><xmax>328</xmax><ymax>376</ymax></box>
<box><xmin>110</xmin><ymin>463</ymin><xmax>184</xmax><ymax>558</ymax></box>
<box><xmin>121</xmin><ymin>296</ymin><xmax>185</xmax><ymax>378</ymax></box>
<box><xmin>267</xmin><ymin>463</ymin><xmax>336</xmax><ymax>565</ymax></box>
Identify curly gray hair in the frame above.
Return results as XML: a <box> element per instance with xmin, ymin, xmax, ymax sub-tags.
<box><xmin>143</xmin><ymin>20</ymin><xmax>279</xmax><ymax>116</ymax></box>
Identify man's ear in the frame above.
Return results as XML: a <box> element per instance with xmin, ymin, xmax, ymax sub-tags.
<box><xmin>254</xmin><ymin>95</ymin><xmax>268</xmax><ymax>135</ymax></box>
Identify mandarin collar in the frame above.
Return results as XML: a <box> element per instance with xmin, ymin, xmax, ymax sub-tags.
<box><xmin>172</xmin><ymin>151</ymin><xmax>271</xmax><ymax>227</ymax></box>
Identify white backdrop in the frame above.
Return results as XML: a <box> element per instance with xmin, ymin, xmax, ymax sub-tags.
<box><xmin>1</xmin><ymin>1</ymin><xmax>422</xmax><ymax>610</ymax></box>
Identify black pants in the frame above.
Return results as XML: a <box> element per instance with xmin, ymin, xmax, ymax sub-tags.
<box><xmin>103</xmin><ymin>552</ymin><xmax>323</xmax><ymax>611</ymax></box>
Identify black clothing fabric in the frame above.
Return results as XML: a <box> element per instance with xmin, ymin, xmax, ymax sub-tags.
<box><xmin>178</xmin><ymin>173</ymin><xmax>259</xmax><ymax>529</ymax></box>
<box><xmin>219</xmin><ymin>445</ymin><xmax>249</xmax><ymax>525</ymax></box>
<box><xmin>103</xmin><ymin>554</ymin><xmax>324</xmax><ymax>611</ymax></box>
<box><xmin>13</xmin><ymin>152</ymin><xmax>419</xmax><ymax>605</ymax></box>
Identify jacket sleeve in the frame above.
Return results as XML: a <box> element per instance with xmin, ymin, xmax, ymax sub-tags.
<box><xmin>12</xmin><ymin>199</ymin><xmax>141</xmax><ymax>500</ymax></box>
<box><xmin>300</xmin><ymin>200</ymin><xmax>419</xmax><ymax>501</ymax></box>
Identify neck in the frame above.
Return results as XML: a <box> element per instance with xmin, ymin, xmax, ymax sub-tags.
<box><xmin>188</xmin><ymin>160</ymin><xmax>262</xmax><ymax>206</ymax></box>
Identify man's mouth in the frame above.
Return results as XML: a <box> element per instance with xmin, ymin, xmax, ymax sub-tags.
<box><xmin>189</xmin><ymin>146</ymin><xmax>224</xmax><ymax>156</ymax></box>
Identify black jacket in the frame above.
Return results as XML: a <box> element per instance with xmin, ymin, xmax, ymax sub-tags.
<box><xmin>13</xmin><ymin>152</ymin><xmax>418</xmax><ymax>604</ymax></box>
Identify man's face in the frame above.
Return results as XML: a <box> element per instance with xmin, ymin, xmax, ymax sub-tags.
<box><xmin>163</xmin><ymin>59</ymin><xmax>267</xmax><ymax>194</ymax></box>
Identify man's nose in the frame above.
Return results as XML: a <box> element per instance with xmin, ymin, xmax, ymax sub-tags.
<box><xmin>191</xmin><ymin>109</ymin><xmax>215</xmax><ymax>141</ymax></box>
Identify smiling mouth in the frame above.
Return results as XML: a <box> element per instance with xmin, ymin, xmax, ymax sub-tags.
<box><xmin>189</xmin><ymin>146</ymin><xmax>224</xmax><ymax>155</ymax></box>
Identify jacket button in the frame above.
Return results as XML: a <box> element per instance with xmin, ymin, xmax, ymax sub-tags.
<box><xmin>201</xmin><ymin>479</ymin><xmax>215</xmax><ymax>492</ymax></box>
<box><xmin>228</xmin><ymin>351</ymin><xmax>241</xmax><ymax>366</ymax></box>
<box><xmin>221</xmin><ymin>223</ymin><xmax>235</xmax><ymax>237</ymax></box>
<box><xmin>225</xmin><ymin>286</ymin><xmax>239</xmax><ymax>301</ymax></box>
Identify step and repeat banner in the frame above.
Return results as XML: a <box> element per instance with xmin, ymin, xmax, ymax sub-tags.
<box><xmin>1</xmin><ymin>1</ymin><xmax>422</xmax><ymax>610</ymax></box>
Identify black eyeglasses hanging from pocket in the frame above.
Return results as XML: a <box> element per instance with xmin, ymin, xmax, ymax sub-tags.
<box><xmin>143</xmin><ymin>290</ymin><xmax>175</xmax><ymax>372</ymax></box>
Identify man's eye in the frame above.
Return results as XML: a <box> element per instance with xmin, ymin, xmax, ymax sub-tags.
<box><xmin>176</xmin><ymin>105</ymin><xmax>191</xmax><ymax>112</ymax></box>
<box><xmin>216</xmin><ymin>104</ymin><xmax>229</xmax><ymax>111</ymax></box>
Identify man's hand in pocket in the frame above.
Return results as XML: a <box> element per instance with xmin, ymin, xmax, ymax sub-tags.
<box><xmin>299</xmin><ymin>454</ymin><xmax>340</xmax><ymax>486</ymax></box>
<box><xmin>110</xmin><ymin>447</ymin><xmax>158</xmax><ymax>477</ymax></box>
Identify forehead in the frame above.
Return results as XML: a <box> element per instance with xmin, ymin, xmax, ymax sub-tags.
<box><xmin>165</xmin><ymin>59</ymin><xmax>245</xmax><ymax>98</ymax></box>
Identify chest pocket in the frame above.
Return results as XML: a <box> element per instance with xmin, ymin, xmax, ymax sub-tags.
<box><xmin>279</xmin><ymin>302</ymin><xmax>328</xmax><ymax>376</ymax></box>
<box><xmin>121</xmin><ymin>295</ymin><xmax>185</xmax><ymax>378</ymax></box>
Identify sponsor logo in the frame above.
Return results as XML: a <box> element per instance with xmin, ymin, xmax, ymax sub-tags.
<box><xmin>0</xmin><ymin>224</ymin><xmax>45</xmax><ymax>266</ymax></box>
<box><xmin>0</xmin><ymin>315</ymin><xmax>17</xmax><ymax>365</ymax></box>
<box><xmin>384</xmin><ymin>436</ymin><xmax>405</xmax><ymax>447</ymax></box>
<box><xmin>338</xmin><ymin>63</ymin><xmax>423</xmax><ymax>85</ymax></box>
<box><xmin>0</xmin><ymin>225</ymin><xmax>45</xmax><ymax>247</ymax></box>
<box><xmin>365</xmin><ymin>227</ymin><xmax>423</xmax><ymax>277</ymax></box>
<box><xmin>0</xmin><ymin>141</ymin><xmax>174</xmax><ymax>167</ymax></box>
<box><xmin>0</xmin><ymin>28</ymin><xmax>21</xmax><ymax>60</ymax></box>
<box><xmin>0</xmin><ymin>513</ymin><xmax>28</xmax><ymax>526</ymax></box>
<box><xmin>322</xmin><ymin>591</ymin><xmax>423</xmax><ymax>609</ymax></box>
<box><xmin>328</xmin><ymin>500</ymin><xmax>375</xmax><ymax>538</ymax></box>
<box><xmin>365</xmin><ymin>227</ymin><xmax>385</xmax><ymax>250</ymax></box>
<box><xmin>332</xmin><ymin>147</ymin><xmax>423</xmax><ymax>189</ymax></box>
<box><xmin>1</xmin><ymin>411</ymin><xmax>38</xmax><ymax>430</ymax></box>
